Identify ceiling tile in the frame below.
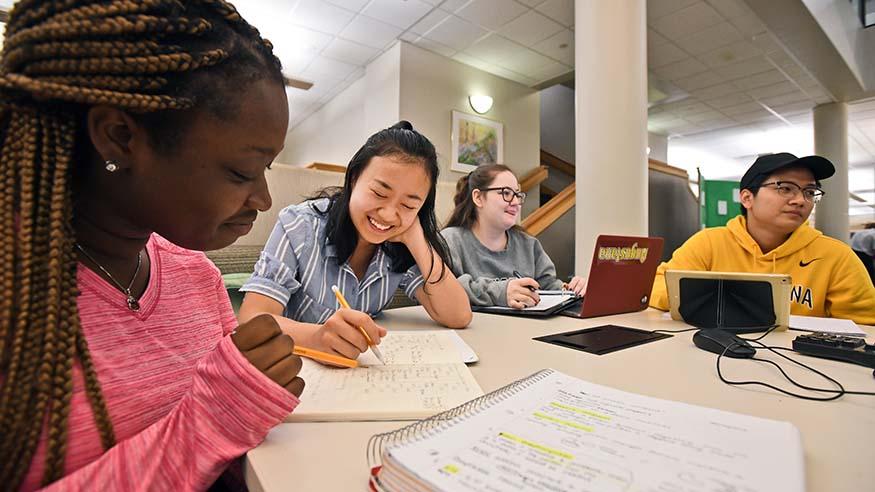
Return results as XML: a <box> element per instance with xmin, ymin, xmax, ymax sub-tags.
<box><xmin>698</xmin><ymin>40</ymin><xmax>761</xmax><ymax>69</ymax></box>
<box><xmin>720</xmin><ymin>101</ymin><xmax>766</xmax><ymax>115</ymax></box>
<box><xmin>771</xmin><ymin>100</ymin><xmax>815</xmax><ymax>116</ymax></box>
<box><xmin>730</xmin><ymin>108</ymin><xmax>774</xmax><ymax>123</ymax></box>
<box><xmin>677</xmin><ymin>105</ymin><xmax>717</xmax><ymax>119</ymax></box>
<box><xmin>324</xmin><ymin>0</ymin><xmax>369</xmax><ymax>12</ymax></box>
<box><xmin>280</xmin><ymin>48</ymin><xmax>319</xmax><ymax>75</ymax></box>
<box><xmin>362</xmin><ymin>0</ymin><xmax>433</xmax><ymax>29</ymax></box>
<box><xmin>304</xmin><ymin>56</ymin><xmax>359</xmax><ymax>80</ymax></box>
<box><xmin>457</xmin><ymin>0</ymin><xmax>529</xmax><ymax>30</ymax></box>
<box><xmin>322</xmin><ymin>38</ymin><xmax>380</xmax><ymax>65</ymax></box>
<box><xmin>671</xmin><ymin>70</ymin><xmax>724</xmax><ymax>92</ymax></box>
<box><xmin>649</xmin><ymin>42</ymin><xmax>688</xmax><ymax>68</ymax></box>
<box><xmin>747</xmin><ymin>81</ymin><xmax>797</xmax><ymax>100</ymax></box>
<box><xmin>662</xmin><ymin>100</ymin><xmax>712</xmax><ymax>115</ymax></box>
<box><xmin>410</xmin><ymin>8</ymin><xmax>452</xmax><ymax>35</ymax></box>
<box><xmin>729</xmin><ymin>13</ymin><xmax>767</xmax><ymax>37</ymax></box>
<box><xmin>707</xmin><ymin>92</ymin><xmax>754</xmax><ymax>109</ymax></box>
<box><xmin>424</xmin><ymin>15</ymin><xmax>488</xmax><ymax>51</ymax></box>
<box><xmin>647</xmin><ymin>0</ymin><xmax>699</xmax><ymax>20</ymax></box>
<box><xmin>499</xmin><ymin>47</ymin><xmax>557</xmax><ymax>74</ymax></box>
<box><xmin>465</xmin><ymin>34</ymin><xmax>524</xmax><ymax>64</ymax></box>
<box><xmin>674</xmin><ymin>22</ymin><xmax>742</xmax><ymax>56</ymax></box>
<box><xmin>750</xmin><ymin>32</ymin><xmax>782</xmax><ymax>55</ymax></box>
<box><xmin>652</xmin><ymin>57</ymin><xmax>709</xmax><ymax>81</ymax></box>
<box><xmin>291</xmin><ymin>0</ymin><xmax>355</xmax><ymax>35</ymax></box>
<box><xmin>441</xmin><ymin>0</ymin><xmax>472</xmax><ymax>12</ymax></box>
<box><xmin>705</xmin><ymin>0</ymin><xmax>751</xmax><ymax>19</ymax></box>
<box><xmin>650</xmin><ymin>3</ymin><xmax>724</xmax><ymax>40</ymax></box>
<box><xmin>517</xmin><ymin>0</ymin><xmax>545</xmax><ymax>6</ymax></box>
<box><xmin>489</xmin><ymin>65</ymin><xmax>538</xmax><ymax>85</ymax></box>
<box><xmin>400</xmin><ymin>31</ymin><xmax>419</xmax><ymax>42</ymax></box>
<box><xmin>341</xmin><ymin>15</ymin><xmax>403</xmax><ymax>49</ymax></box>
<box><xmin>712</xmin><ymin>57</ymin><xmax>773</xmax><ymax>80</ymax></box>
<box><xmin>536</xmin><ymin>0</ymin><xmax>574</xmax><ymax>27</ymax></box>
<box><xmin>691</xmin><ymin>82</ymin><xmax>738</xmax><ymax>99</ymax></box>
<box><xmin>759</xmin><ymin>91</ymin><xmax>811</xmax><ymax>108</ymax></box>
<box><xmin>731</xmin><ymin>69</ymin><xmax>787</xmax><ymax>91</ymax></box>
<box><xmin>532</xmin><ymin>29</ymin><xmax>574</xmax><ymax>64</ymax></box>
<box><xmin>530</xmin><ymin>61</ymin><xmax>572</xmax><ymax>82</ymax></box>
<box><xmin>500</xmin><ymin>10</ymin><xmax>565</xmax><ymax>46</ymax></box>
<box><xmin>413</xmin><ymin>37</ymin><xmax>457</xmax><ymax>58</ymax></box>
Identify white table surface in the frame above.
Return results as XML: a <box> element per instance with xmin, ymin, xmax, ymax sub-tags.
<box><xmin>245</xmin><ymin>307</ymin><xmax>875</xmax><ymax>492</ymax></box>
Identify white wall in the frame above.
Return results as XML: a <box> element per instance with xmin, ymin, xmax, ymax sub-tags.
<box><xmin>278</xmin><ymin>44</ymin><xmax>401</xmax><ymax>167</ymax></box>
<box><xmin>540</xmin><ymin>84</ymin><xmax>575</xmax><ymax>164</ymax></box>
<box><xmin>648</xmin><ymin>132</ymin><xmax>668</xmax><ymax>162</ymax></box>
<box><xmin>802</xmin><ymin>0</ymin><xmax>875</xmax><ymax>91</ymax></box>
<box><xmin>397</xmin><ymin>43</ymin><xmax>541</xmax><ymax>216</ymax></box>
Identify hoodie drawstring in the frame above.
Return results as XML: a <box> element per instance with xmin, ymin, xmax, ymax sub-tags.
<box><xmin>771</xmin><ymin>253</ymin><xmax>776</xmax><ymax>273</ymax></box>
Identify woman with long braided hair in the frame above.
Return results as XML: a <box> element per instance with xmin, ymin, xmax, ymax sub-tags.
<box><xmin>0</xmin><ymin>1</ymin><xmax>305</xmax><ymax>490</ymax></box>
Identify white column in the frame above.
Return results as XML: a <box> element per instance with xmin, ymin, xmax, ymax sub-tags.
<box><xmin>574</xmin><ymin>0</ymin><xmax>649</xmax><ymax>276</ymax></box>
<box><xmin>813</xmin><ymin>102</ymin><xmax>849</xmax><ymax>243</ymax></box>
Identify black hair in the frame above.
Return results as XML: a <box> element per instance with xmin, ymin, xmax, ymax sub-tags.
<box><xmin>127</xmin><ymin>4</ymin><xmax>285</xmax><ymax>153</ymax></box>
<box><xmin>309</xmin><ymin>121</ymin><xmax>449</xmax><ymax>283</ymax></box>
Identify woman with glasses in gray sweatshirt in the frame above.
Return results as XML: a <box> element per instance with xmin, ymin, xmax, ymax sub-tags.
<box><xmin>441</xmin><ymin>165</ymin><xmax>586</xmax><ymax>310</ymax></box>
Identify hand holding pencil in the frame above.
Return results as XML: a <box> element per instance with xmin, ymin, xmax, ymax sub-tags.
<box><xmin>332</xmin><ymin>285</ymin><xmax>387</xmax><ymax>364</ymax></box>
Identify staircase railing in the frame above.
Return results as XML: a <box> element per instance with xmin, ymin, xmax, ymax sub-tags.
<box><xmin>521</xmin><ymin>183</ymin><xmax>575</xmax><ymax>236</ymax></box>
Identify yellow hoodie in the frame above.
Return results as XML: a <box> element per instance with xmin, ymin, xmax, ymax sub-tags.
<box><xmin>650</xmin><ymin>215</ymin><xmax>875</xmax><ymax>325</ymax></box>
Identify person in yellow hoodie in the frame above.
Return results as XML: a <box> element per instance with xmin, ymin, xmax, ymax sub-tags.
<box><xmin>650</xmin><ymin>152</ymin><xmax>875</xmax><ymax>325</ymax></box>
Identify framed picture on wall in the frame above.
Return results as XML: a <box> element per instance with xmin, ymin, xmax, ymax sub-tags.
<box><xmin>450</xmin><ymin>110</ymin><xmax>504</xmax><ymax>173</ymax></box>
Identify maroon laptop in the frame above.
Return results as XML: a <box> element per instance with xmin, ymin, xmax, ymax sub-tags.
<box><xmin>560</xmin><ymin>235</ymin><xmax>664</xmax><ymax>319</ymax></box>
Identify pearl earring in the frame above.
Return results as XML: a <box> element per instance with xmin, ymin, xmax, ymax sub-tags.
<box><xmin>105</xmin><ymin>160</ymin><xmax>119</xmax><ymax>172</ymax></box>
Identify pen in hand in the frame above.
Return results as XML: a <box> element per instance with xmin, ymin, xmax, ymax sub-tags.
<box><xmin>512</xmin><ymin>270</ymin><xmax>537</xmax><ymax>292</ymax></box>
<box><xmin>331</xmin><ymin>285</ymin><xmax>386</xmax><ymax>365</ymax></box>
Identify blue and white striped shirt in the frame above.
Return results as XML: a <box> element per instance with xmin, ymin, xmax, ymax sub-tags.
<box><xmin>241</xmin><ymin>199</ymin><xmax>424</xmax><ymax>323</ymax></box>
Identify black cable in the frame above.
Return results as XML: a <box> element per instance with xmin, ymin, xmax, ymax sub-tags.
<box><xmin>713</xmin><ymin>337</ymin><xmax>875</xmax><ymax>400</ymax></box>
<box><xmin>650</xmin><ymin>327</ymin><xmax>698</xmax><ymax>334</ymax></box>
<box><xmin>715</xmin><ymin>342</ymin><xmax>846</xmax><ymax>401</ymax></box>
<box><xmin>763</xmin><ymin>346</ymin><xmax>875</xmax><ymax>396</ymax></box>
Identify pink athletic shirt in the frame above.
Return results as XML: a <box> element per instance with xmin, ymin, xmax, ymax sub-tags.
<box><xmin>20</xmin><ymin>235</ymin><xmax>298</xmax><ymax>491</ymax></box>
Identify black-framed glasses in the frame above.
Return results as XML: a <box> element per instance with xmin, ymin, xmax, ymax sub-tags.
<box><xmin>758</xmin><ymin>181</ymin><xmax>825</xmax><ymax>203</ymax></box>
<box><xmin>479</xmin><ymin>186</ymin><xmax>526</xmax><ymax>204</ymax></box>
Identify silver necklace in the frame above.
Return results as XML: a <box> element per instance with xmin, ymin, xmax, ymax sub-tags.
<box><xmin>76</xmin><ymin>243</ymin><xmax>143</xmax><ymax>312</ymax></box>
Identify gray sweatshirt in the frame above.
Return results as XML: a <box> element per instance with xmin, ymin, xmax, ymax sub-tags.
<box><xmin>441</xmin><ymin>226</ymin><xmax>564</xmax><ymax>306</ymax></box>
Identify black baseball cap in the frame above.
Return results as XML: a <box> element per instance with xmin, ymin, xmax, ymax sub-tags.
<box><xmin>739</xmin><ymin>153</ymin><xmax>835</xmax><ymax>190</ymax></box>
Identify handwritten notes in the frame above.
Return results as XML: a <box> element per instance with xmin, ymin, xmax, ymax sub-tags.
<box><xmin>386</xmin><ymin>370</ymin><xmax>803</xmax><ymax>491</ymax></box>
<box><xmin>357</xmin><ymin>331</ymin><xmax>467</xmax><ymax>366</ymax></box>
<box><xmin>285</xmin><ymin>331</ymin><xmax>483</xmax><ymax>422</ymax></box>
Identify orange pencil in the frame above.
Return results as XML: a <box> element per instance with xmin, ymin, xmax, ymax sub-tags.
<box><xmin>331</xmin><ymin>285</ymin><xmax>386</xmax><ymax>365</ymax></box>
<box><xmin>293</xmin><ymin>345</ymin><xmax>358</xmax><ymax>368</ymax></box>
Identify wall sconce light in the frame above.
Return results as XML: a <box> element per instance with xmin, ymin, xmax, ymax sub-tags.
<box><xmin>468</xmin><ymin>95</ymin><xmax>493</xmax><ymax>114</ymax></box>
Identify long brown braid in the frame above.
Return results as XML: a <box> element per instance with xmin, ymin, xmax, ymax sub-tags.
<box><xmin>0</xmin><ymin>1</ymin><xmax>283</xmax><ymax>488</ymax></box>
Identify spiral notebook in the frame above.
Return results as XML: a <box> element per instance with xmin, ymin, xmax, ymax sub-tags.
<box><xmin>367</xmin><ymin>369</ymin><xmax>804</xmax><ymax>492</ymax></box>
<box><xmin>286</xmin><ymin>331</ymin><xmax>483</xmax><ymax>422</ymax></box>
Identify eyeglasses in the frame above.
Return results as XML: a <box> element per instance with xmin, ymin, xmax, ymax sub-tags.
<box><xmin>758</xmin><ymin>181</ymin><xmax>825</xmax><ymax>203</ymax></box>
<box><xmin>479</xmin><ymin>187</ymin><xmax>526</xmax><ymax>204</ymax></box>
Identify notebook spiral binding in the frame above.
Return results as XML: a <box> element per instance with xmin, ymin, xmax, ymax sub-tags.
<box><xmin>366</xmin><ymin>368</ymin><xmax>556</xmax><ymax>469</ymax></box>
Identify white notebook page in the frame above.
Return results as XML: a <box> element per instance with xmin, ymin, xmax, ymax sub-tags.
<box><xmin>286</xmin><ymin>331</ymin><xmax>483</xmax><ymax>422</ymax></box>
<box><xmin>387</xmin><ymin>370</ymin><xmax>804</xmax><ymax>492</ymax></box>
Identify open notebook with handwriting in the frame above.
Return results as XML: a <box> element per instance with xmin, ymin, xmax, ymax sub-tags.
<box><xmin>367</xmin><ymin>369</ymin><xmax>804</xmax><ymax>492</ymax></box>
<box><xmin>285</xmin><ymin>331</ymin><xmax>482</xmax><ymax>422</ymax></box>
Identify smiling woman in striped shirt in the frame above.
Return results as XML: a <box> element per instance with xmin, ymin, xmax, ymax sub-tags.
<box><xmin>239</xmin><ymin>122</ymin><xmax>472</xmax><ymax>362</ymax></box>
